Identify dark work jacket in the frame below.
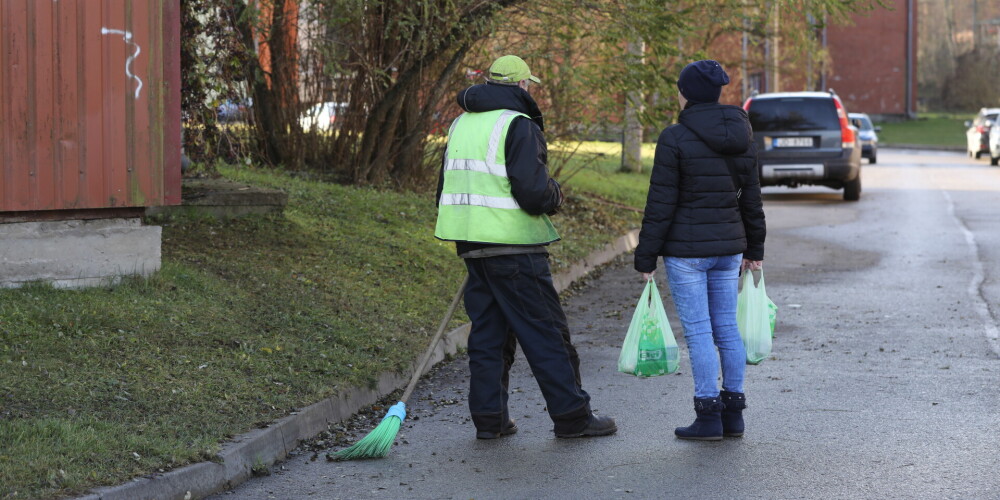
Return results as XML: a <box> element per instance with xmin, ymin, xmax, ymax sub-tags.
<box><xmin>634</xmin><ymin>102</ymin><xmax>766</xmax><ymax>273</ymax></box>
<box><xmin>436</xmin><ymin>82</ymin><xmax>563</xmax><ymax>256</ymax></box>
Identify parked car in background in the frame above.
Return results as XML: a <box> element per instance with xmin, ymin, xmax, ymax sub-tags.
<box><xmin>849</xmin><ymin>112</ymin><xmax>880</xmax><ymax>164</ymax></box>
<box><xmin>300</xmin><ymin>102</ymin><xmax>348</xmax><ymax>132</ymax></box>
<box><xmin>988</xmin><ymin>121</ymin><xmax>1000</xmax><ymax>166</ymax></box>
<box><xmin>743</xmin><ymin>90</ymin><xmax>863</xmax><ymax>201</ymax></box>
<box><xmin>218</xmin><ymin>99</ymin><xmax>252</xmax><ymax>123</ymax></box>
<box><xmin>965</xmin><ymin>107</ymin><xmax>1000</xmax><ymax>159</ymax></box>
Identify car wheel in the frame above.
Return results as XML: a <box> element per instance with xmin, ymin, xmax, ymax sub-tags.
<box><xmin>869</xmin><ymin>154</ymin><xmax>877</xmax><ymax>164</ymax></box>
<box><xmin>843</xmin><ymin>176</ymin><xmax>861</xmax><ymax>201</ymax></box>
<box><xmin>974</xmin><ymin>150</ymin><xmax>982</xmax><ymax>159</ymax></box>
<box><xmin>991</xmin><ymin>155</ymin><xmax>999</xmax><ymax>166</ymax></box>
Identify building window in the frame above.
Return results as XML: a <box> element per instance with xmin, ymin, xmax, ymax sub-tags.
<box><xmin>747</xmin><ymin>72</ymin><xmax>763</xmax><ymax>96</ymax></box>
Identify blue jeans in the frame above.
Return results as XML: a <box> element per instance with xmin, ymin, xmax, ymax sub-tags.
<box><xmin>664</xmin><ymin>254</ymin><xmax>745</xmax><ymax>399</ymax></box>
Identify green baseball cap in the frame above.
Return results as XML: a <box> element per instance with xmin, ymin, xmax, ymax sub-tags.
<box><xmin>488</xmin><ymin>55</ymin><xmax>541</xmax><ymax>84</ymax></box>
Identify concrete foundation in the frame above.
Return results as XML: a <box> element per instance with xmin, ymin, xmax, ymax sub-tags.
<box><xmin>0</xmin><ymin>218</ymin><xmax>161</xmax><ymax>289</ymax></box>
<box><xmin>145</xmin><ymin>178</ymin><xmax>287</xmax><ymax>220</ymax></box>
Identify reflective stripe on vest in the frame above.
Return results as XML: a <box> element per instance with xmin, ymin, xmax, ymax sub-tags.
<box><xmin>439</xmin><ymin>193</ymin><xmax>521</xmax><ymax>210</ymax></box>
<box><xmin>434</xmin><ymin>109</ymin><xmax>559</xmax><ymax>245</ymax></box>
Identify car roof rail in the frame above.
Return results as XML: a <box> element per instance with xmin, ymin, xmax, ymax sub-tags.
<box><xmin>828</xmin><ymin>88</ymin><xmax>838</xmax><ymax>96</ymax></box>
<box><xmin>749</xmin><ymin>89</ymin><xmax>759</xmax><ymax>97</ymax></box>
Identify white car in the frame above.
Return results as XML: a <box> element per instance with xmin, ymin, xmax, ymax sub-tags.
<box><xmin>300</xmin><ymin>102</ymin><xmax>348</xmax><ymax>131</ymax></box>
<box><xmin>965</xmin><ymin>107</ymin><xmax>1000</xmax><ymax>159</ymax></box>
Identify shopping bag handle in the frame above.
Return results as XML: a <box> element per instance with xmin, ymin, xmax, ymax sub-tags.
<box><xmin>738</xmin><ymin>269</ymin><xmax>763</xmax><ymax>293</ymax></box>
<box><xmin>645</xmin><ymin>278</ymin><xmax>660</xmax><ymax>308</ymax></box>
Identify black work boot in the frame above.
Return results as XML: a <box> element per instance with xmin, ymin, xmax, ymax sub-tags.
<box><xmin>555</xmin><ymin>413</ymin><xmax>617</xmax><ymax>438</ymax></box>
<box><xmin>720</xmin><ymin>391</ymin><xmax>747</xmax><ymax>437</ymax></box>
<box><xmin>476</xmin><ymin>419</ymin><xmax>518</xmax><ymax>440</ymax></box>
<box><xmin>674</xmin><ymin>397</ymin><xmax>724</xmax><ymax>441</ymax></box>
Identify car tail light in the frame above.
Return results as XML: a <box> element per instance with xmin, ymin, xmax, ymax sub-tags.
<box><xmin>833</xmin><ymin>97</ymin><xmax>855</xmax><ymax>149</ymax></box>
<box><xmin>742</xmin><ymin>98</ymin><xmax>752</xmax><ymax>111</ymax></box>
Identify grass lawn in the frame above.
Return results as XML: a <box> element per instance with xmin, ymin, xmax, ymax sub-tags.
<box><xmin>552</xmin><ymin>141</ymin><xmax>654</xmax><ymax>210</ymax></box>
<box><xmin>875</xmin><ymin>113</ymin><xmax>968</xmax><ymax>148</ymax></box>
<box><xmin>0</xmin><ymin>142</ymin><xmax>646</xmax><ymax>499</ymax></box>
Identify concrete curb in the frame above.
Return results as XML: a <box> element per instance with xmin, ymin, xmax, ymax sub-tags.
<box><xmin>77</xmin><ymin>230</ymin><xmax>641</xmax><ymax>500</ymax></box>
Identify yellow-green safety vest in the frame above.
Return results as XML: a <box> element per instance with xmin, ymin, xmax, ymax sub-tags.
<box><xmin>434</xmin><ymin>109</ymin><xmax>559</xmax><ymax>245</ymax></box>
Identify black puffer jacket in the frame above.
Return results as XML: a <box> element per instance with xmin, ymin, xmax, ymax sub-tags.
<box><xmin>634</xmin><ymin>102</ymin><xmax>765</xmax><ymax>273</ymax></box>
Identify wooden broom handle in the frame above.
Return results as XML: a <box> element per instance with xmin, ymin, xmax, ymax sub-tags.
<box><xmin>400</xmin><ymin>274</ymin><xmax>469</xmax><ymax>404</ymax></box>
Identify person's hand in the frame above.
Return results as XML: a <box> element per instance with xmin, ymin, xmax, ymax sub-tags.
<box><xmin>741</xmin><ymin>259</ymin><xmax>763</xmax><ymax>272</ymax></box>
<box><xmin>546</xmin><ymin>179</ymin><xmax>564</xmax><ymax>216</ymax></box>
<box><xmin>640</xmin><ymin>272</ymin><xmax>655</xmax><ymax>282</ymax></box>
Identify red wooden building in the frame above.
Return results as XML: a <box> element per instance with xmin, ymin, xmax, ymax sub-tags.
<box><xmin>0</xmin><ymin>0</ymin><xmax>181</xmax><ymax>287</ymax></box>
<box><xmin>0</xmin><ymin>0</ymin><xmax>181</xmax><ymax>215</ymax></box>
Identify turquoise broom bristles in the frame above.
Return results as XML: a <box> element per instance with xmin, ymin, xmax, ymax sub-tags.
<box><xmin>327</xmin><ymin>401</ymin><xmax>406</xmax><ymax>460</ymax></box>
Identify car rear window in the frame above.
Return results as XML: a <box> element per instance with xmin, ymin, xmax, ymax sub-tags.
<box><xmin>748</xmin><ymin>98</ymin><xmax>840</xmax><ymax>132</ymax></box>
<box><xmin>852</xmin><ymin>115</ymin><xmax>873</xmax><ymax>130</ymax></box>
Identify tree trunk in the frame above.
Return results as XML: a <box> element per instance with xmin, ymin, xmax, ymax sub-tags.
<box><xmin>337</xmin><ymin>0</ymin><xmax>526</xmax><ymax>187</ymax></box>
<box><xmin>245</xmin><ymin>0</ymin><xmax>302</xmax><ymax>168</ymax></box>
<box><xmin>621</xmin><ymin>39</ymin><xmax>645</xmax><ymax>173</ymax></box>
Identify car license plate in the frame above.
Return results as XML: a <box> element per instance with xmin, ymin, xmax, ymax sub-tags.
<box><xmin>773</xmin><ymin>137</ymin><xmax>814</xmax><ymax>148</ymax></box>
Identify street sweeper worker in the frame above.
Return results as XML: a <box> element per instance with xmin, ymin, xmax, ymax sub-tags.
<box><xmin>434</xmin><ymin>54</ymin><xmax>617</xmax><ymax>440</ymax></box>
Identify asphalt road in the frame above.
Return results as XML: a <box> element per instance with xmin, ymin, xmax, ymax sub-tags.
<box><xmin>211</xmin><ymin>148</ymin><xmax>1000</xmax><ymax>500</ymax></box>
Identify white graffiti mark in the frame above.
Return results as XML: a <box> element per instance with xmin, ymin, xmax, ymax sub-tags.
<box><xmin>101</xmin><ymin>27</ymin><xmax>143</xmax><ymax>99</ymax></box>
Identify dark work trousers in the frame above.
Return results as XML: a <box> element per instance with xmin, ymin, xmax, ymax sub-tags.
<box><xmin>463</xmin><ymin>253</ymin><xmax>592</xmax><ymax>435</ymax></box>
<box><xmin>501</xmin><ymin>305</ymin><xmax>583</xmax><ymax>391</ymax></box>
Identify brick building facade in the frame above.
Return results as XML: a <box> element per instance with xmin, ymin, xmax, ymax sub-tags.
<box><xmin>711</xmin><ymin>1</ymin><xmax>917</xmax><ymax>119</ymax></box>
<box><xmin>825</xmin><ymin>1</ymin><xmax>917</xmax><ymax>118</ymax></box>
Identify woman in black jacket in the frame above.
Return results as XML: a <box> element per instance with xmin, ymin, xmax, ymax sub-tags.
<box><xmin>634</xmin><ymin>60</ymin><xmax>766</xmax><ymax>441</ymax></box>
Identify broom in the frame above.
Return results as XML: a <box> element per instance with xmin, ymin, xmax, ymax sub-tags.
<box><xmin>327</xmin><ymin>274</ymin><xmax>469</xmax><ymax>461</ymax></box>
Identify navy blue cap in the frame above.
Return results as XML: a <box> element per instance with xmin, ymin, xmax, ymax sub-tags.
<box><xmin>677</xmin><ymin>60</ymin><xmax>730</xmax><ymax>104</ymax></box>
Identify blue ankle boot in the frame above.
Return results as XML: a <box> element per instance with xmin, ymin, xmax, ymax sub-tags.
<box><xmin>720</xmin><ymin>391</ymin><xmax>747</xmax><ymax>437</ymax></box>
<box><xmin>674</xmin><ymin>397</ymin><xmax>724</xmax><ymax>441</ymax></box>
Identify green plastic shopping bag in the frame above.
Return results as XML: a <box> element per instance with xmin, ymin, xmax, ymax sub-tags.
<box><xmin>767</xmin><ymin>295</ymin><xmax>778</xmax><ymax>338</ymax></box>
<box><xmin>737</xmin><ymin>269</ymin><xmax>775</xmax><ymax>364</ymax></box>
<box><xmin>618</xmin><ymin>279</ymin><xmax>680</xmax><ymax>377</ymax></box>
